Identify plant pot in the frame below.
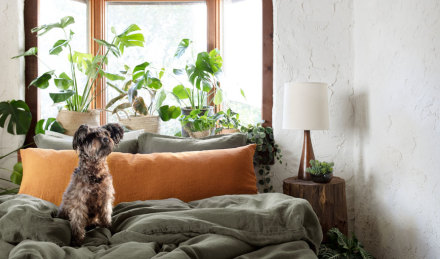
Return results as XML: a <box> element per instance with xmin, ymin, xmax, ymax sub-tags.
<box><xmin>180</xmin><ymin>106</ymin><xmax>214</xmax><ymax>137</ymax></box>
<box><xmin>185</xmin><ymin>129</ymin><xmax>211</xmax><ymax>139</ymax></box>
<box><xmin>56</xmin><ymin>110</ymin><xmax>100</xmax><ymax>136</ymax></box>
<box><xmin>119</xmin><ymin>115</ymin><xmax>160</xmax><ymax>133</ymax></box>
<box><xmin>218</xmin><ymin>128</ymin><xmax>240</xmax><ymax>135</ymax></box>
<box><xmin>310</xmin><ymin>173</ymin><xmax>333</xmax><ymax>183</ymax></box>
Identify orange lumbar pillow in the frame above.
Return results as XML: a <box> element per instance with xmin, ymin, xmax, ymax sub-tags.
<box><xmin>19</xmin><ymin>145</ymin><xmax>257</xmax><ymax>206</ymax></box>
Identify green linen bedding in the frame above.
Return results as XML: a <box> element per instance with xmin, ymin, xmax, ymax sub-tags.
<box><xmin>0</xmin><ymin>193</ymin><xmax>322</xmax><ymax>259</ymax></box>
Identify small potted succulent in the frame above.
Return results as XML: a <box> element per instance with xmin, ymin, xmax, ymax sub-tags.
<box><xmin>216</xmin><ymin>108</ymin><xmax>241</xmax><ymax>134</ymax></box>
<box><xmin>306</xmin><ymin>159</ymin><xmax>334</xmax><ymax>183</ymax></box>
<box><xmin>179</xmin><ymin>109</ymin><xmax>223</xmax><ymax>138</ymax></box>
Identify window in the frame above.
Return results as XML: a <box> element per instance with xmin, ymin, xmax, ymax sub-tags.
<box><xmin>24</xmin><ymin>0</ymin><xmax>272</xmax><ymax>140</ymax></box>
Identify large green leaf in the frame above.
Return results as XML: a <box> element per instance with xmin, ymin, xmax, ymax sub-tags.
<box><xmin>175</xmin><ymin>39</ymin><xmax>192</xmax><ymax>58</ymax></box>
<box><xmin>208</xmin><ymin>48</ymin><xmax>223</xmax><ymax>75</ymax></box>
<box><xmin>102</xmin><ymin>72</ymin><xmax>125</xmax><ymax>81</ymax></box>
<box><xmin>132</xmin><ymin>61</ymin><xmax>150</xmax><ymax>81</ymax></box>
<box><xmin>31</xmin><ymin>16</ymin><xmax>75</xmax><ymax>35</ymax></box>
<box><xmin>10</xmin><ymin>162</ymin><xmax>23</xmax><ymax>185</ymax></box>
<box><xmin>0</xmin><ymin>100</ymin><xmax>31</xmax><ymax>135</ymax></box>
<box><xmin>146</xmin><ymin>77</ymin><xmax>162</xmax><ymax>90</ymax></box>
<box><xmin>35</xmin><ymin>117</ymin><xmax>65</xmax><ymax>135</ymax></box>
<box><xmin>158</xmin><ymin>105</ymin><xmax>181</xmax><ymax>121</ymax></box>
<box><xmin>49</xmin><ymin>39</ymin><xmax>69</xmax><ymax>55</ymax></box>
<box><xmin>155</xmin><ymin>89</ymin><xmax>167</xmax><ymax>110</ymax></box>
<box><xmin>54</xmin><ymin>72</ymin><xmax>73</xmax><ymax>90</ymax></box>
<box><xmin>11</xmin><ymin>47</ymin><xmax>38</xmax><ymax>59</ymax></box>
<box><xmin>213</xmin><ymin>88</ymin><xmax>223</xmax><ymax>105</ymax></box>
<box><xmin>114</xmin><ymin>24</ymin><xmax>144</xmax><ymax>54</ymax></box>
<box><xmin>49</xmin><ymin>90</ymin><xmax>75</xmax><ymax>103</ymax></box>
<box><xmin>70</xmin><ymin>51</ymin><xmax>93</xmax><ymax>75</ymax></box>
<box><xmin>29</xmin><ymin>70</ymin><xmax>55</xmax><ymax>89</ymax></box>
<box><xmin>172</xmin><ymin>85</ymin><xmax>190</xmax><ymax>99</ymax></box>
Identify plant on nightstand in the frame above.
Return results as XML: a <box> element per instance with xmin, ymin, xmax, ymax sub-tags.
<box><xmin>306</xmin><ymin>159</ymin><xmax>334</xmax><ymax>183</ymax></box>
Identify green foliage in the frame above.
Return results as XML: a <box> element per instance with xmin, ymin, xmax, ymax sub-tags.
<box><xmin>13</xmin><ymin>16</ymin><xmax>144</xmax><ymax>113</ymax></box>
<box><xmin>179</xmin><ymin>109</ymin><xmax>223</xmax><ymax>133</ymax></box>
<box><xmin>105</xmin><ymin>62</ymin><xmax>180</xmax><ymax>121</ymax></box>
<box><xmin>0</xmin><ymin>100</ymin><xmax>32</xmax><ymax>135</ymax></box>
<box><xmin>319</xmin><ymin>228</ymin><xmax>374</xmax><ymax>259</ymax></box>
<box><xmin>306</xmin><ymin>160</ymin><xmax>334</xmax><ymax>175</ymax></box>
<box><xmin>172</xmin><ymin>39</ymin><xmax>223</xmax><ymax>110</ymax></box>
<box><xmin>216</xmin><ymin>108</ymin><xmax>241</xmax><ymax>133</ymax></box>
<box><xmin>240</xmin><ymin>123</ymin><xmax>282</xmax><ymax>192</ymax></box>
<box><xmin>35</xmin><ymin>118</ymin><xmax>65</xmax><ymax>135</ymax></box>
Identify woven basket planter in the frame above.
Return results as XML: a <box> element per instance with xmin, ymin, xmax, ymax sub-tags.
<box><xmin>119</xmin><ymin>115</ymin><xmax>160</xmax><ymax>133</ymax></box>
<box><xmin>56</xmin><ymin>110</ymin><xmax>100</xmax><ymax>136</ymax></box>
<box><xmin>185</xmin><ymin>129</ymin><xmax>211</xmax><ymax>139</ymax></box>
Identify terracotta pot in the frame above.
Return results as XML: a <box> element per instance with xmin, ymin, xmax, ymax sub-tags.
<box><xmin>56</xmin><ymin>110</ymin><xmax>100</xmax><ymax>136</ymax></box>
<box><xmin>311</xmin><ymin>173</ymin><xmax>333</xmax><ymax>183</ymax></box>
<box><xmin>180</xmin><ymin>106</ymin><xmax>215</xmax><ymax>137</ymax></box>
<box><xmin>119</xmin><ymin>115</ymin><xmax>160</xmax><ymax>133</ymax></box>
<box><xmin>218</xmin><ymin>128</ymin><xmax>240</xmax><ymax>135</ymax></box>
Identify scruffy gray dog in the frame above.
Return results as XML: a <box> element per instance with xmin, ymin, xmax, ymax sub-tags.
<box><xmin>57</xmin><ymin>123</ymin><xmax>123</xmax><ymax>245</ymax></box>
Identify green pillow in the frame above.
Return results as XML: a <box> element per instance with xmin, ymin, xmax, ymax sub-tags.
<box><xmin>34</xmin><ymin>134</ymin><xmax>138</xmax><ymax>154</ymax></box>
<box><xmin>137</xmin><ymin>132</ymin><xmax>247</xmax><ymax>154</ymax></box>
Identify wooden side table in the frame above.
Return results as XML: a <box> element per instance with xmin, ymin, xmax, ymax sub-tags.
<box><xmin>283</xmin><ymin>176</ymin><xmax>348</xmax><ymax>241</ymax></box>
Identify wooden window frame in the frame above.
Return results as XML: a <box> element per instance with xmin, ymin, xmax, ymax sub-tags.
<box><xmin>24</xmin><ymin>0</ymin><xmax>272</xmax><ymax>143</ymax></box>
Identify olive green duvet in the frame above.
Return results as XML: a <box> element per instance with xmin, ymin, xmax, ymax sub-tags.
<box><xmin>0</xmin><ymin>193</ymin><xmax>322</xmax><ymax>259</ymax></box>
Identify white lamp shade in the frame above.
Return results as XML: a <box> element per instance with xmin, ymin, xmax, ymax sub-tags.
<box><xmin>282</xmin><ymin>82</ymin><xmax>329</xmax><ymax>130</ymax></box>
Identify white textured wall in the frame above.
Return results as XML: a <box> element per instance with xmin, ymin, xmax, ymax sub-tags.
<box><xmin>353</xmin><ymin>0</ymin><xmax>440</xmax><ymax>258</ymax></box>
<box><xmin>272</xmin><ymin>0</ymin><xmax>355</xmax><ymax>229</ymax></box>
<box><xmin>0</xmin><ymin>0</ymin><xmax>25</xmax><ymax>189</ymax></box>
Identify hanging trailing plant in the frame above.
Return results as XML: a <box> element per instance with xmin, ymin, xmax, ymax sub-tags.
<box><xmin>240</xmin><ymin>123</ymin><xmax>283</xmax><ymax>192</ymax></box>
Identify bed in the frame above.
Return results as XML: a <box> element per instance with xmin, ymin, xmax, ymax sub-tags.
<box><xmin>0</xmin><ymin>132</ymin><xmax>323</xmax><ymax>258</ymax></box>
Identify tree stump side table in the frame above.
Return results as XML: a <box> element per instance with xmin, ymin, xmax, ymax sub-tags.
<box><xmin>283</xmin><ymin>176</ymin><xmax>348</xmax><ymax>241</ymax></box>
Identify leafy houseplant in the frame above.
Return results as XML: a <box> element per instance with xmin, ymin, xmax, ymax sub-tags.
<box><xmin>319</xmin><ymin>228</ymin><xmax>374</xmax><ymax>259</ymax></box>
<box><xmin>179</xmin><ymin>109</ymin><xmax>223</xmax><ymax>138</ymax></box>
<box><xmin>216</xmin><ymin>108</ymin><xmax>241</xmax><ymax>134</ymax></box>
<box><xmin>12</xmin><ymin>16</ymin><xmax>145</xmax><ymax>135</ymax></box>
<box><xmin>171</xmin><ymin>39</ymin><xmax>223</xmax><ymax>137</ymax></box>
<box><xmin>106</xmin><ymin>62</ymin><xmax>180</xmax><ymax>132</ymax></box>
<box><xmin>306</xmin><ymin>160</ymin><xmax>334</xmax><ymax>183</ymax></box>
<box><xmin>241</xmin><ymin>123</ymin><xmax>282</xmax><ymax>192</ymax></box>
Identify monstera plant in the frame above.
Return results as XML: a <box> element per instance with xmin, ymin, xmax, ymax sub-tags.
<box><xmin>171</xmin><ymin>39</ymin><xmax>224</xmax><ymax>137</ymax></box>
<box><xmin>12</xmin><ymin>16</ymin><xmax>145</xmax><ymax>135</ymax></box>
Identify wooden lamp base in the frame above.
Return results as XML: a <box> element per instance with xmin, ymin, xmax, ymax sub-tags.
<box><xmin>298</xmin><ymin>130</ymin><xmax>315</xmax><ymax>180</ymax></box>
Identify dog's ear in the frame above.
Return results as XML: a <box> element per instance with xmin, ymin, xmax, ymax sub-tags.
<box><xmin>101</xmin><ymin>123</ymin><xmax>124</xmax><ymax>144</ymax></box>
<box><xmin>73</xmin><ymin>124</ymin><xmax>89</xmax><ymax>150</ymax></box>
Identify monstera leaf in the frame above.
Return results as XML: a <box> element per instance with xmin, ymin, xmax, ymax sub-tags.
<box><xmin>35</xmin><ymin>118</ymin><xmax>65</xmax><ymax>135</ymax></box>
<box><xmin>0</xmin><ymin>100</ymin><xmax>32</xmax><ymax>135</ymax></box>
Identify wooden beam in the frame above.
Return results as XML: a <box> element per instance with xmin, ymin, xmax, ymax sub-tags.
<box><xmin>24</xmin><ymin>0</ymin><xmax>39</xmax><ymax>145</ymax></box>
<box><xmin>262</xmin><ymin>0</ymin><xmax>273</xmax><ymax>128</ymax></box>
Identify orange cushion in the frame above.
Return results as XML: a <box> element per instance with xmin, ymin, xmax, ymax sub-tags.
<box><xmin>19</xmin><ymin>145</ymin><xmax>257</xmax><ymax>206</ymax></box>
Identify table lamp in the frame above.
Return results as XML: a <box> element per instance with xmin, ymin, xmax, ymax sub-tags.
<box><xmin>282</xmin><ymin>82</ymin><xmax>329</xmax><ymax>180</ymax></box>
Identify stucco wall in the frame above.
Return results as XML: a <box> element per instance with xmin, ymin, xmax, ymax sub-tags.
<box><xmin>353</xmin><ymin>0</ymin><xmax>440</xmax><ymax>258</ymax></box>
<box><xmin>0</xmin><ymin>0</ymin><xmax>25</xmax><ymax>189</ymax></box>
<box><xmin>272</xmin><ymin>0</ymin><xmax>355</xmax><ymax>230</ymax></box>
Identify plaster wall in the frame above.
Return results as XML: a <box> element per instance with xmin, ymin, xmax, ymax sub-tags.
<box><xmin>272</xmin><ymin>0</ymin><xmax>355</xmax><ymax>229</ymax></box>
<box><xmin>353</xmin><ymin>0</ymin><xmax>440</xmax><ymax>258</ymax></box>
<box><xmin>0</xmin><ymin>0</ymin><xmax>25</xmax><ymax>189</ymax></box>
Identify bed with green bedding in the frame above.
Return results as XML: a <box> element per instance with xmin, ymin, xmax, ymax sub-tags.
<box><xmin>0</xmin><ymin>193</ymin><xmax>321</xmax><ymax>259</ymax></box>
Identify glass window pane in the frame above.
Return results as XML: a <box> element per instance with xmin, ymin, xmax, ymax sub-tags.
<box><xmin>222</xmin><ymin>0</ymin><xmax>262</xmax><ymax>125</ymax></box>
<box><xmin>106</xmin><ymin>2</ymin><xmax>207</xmax><ymax>135</ymax></box>
<box><xmin>38</xmin><ymin>0</ymin><xmax>88</xmax><ymax>120</ymax></box>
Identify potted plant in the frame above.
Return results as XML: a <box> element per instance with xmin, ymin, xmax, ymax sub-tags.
<box><xmin>12</xmin><ymin>16</ymin><xmax>145</xmax><ymax>135</ymax></box>
<box><xmin>106</xmin><ymin>62</ymin><xmax>180</xmax><ymax>133</ymax></box>
<box><xmin>306</xmin><ymin>159</ymin><xmax>334</xmax><ymax>183</ymax></box>
<box><xmin>241</xmin><ymin>123</ymin><xmax>283</xmax><ymax>192</ymax></box>
<box><xmin>179</xmin><ymin>109</ymin><xmax>223</xmax><ymax>138</ymax></box>
<box><xmin>216</xmin><ymin>108</ymin><xmax>241</xmax><ymax>134</ymax></box>
<box><xmin>319</xmin><ymin>228</ymin><xmax>374</xmax><ymax>259</ymax></box>
<box><xmin>171</xmin><ymin>39</ymin><xmax>224</xmax><ymax>137</ymax></box>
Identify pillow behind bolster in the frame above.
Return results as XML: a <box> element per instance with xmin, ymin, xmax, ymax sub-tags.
<box><xmin>19</xmin><ymin>145</ymin><xmax>257</xmax><ymax>206</ymax></box>
<box><xmin>137</xmin><ymin>132</ymin><xmax>247</xmax><ymax>154</ymax></box>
